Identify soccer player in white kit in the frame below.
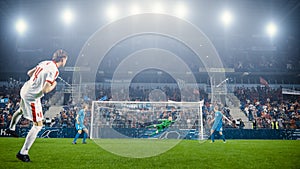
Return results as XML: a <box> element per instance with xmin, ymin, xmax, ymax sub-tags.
<box><xmin>6</xmin><ymin>49</ymin><xmax>68</xmax><ymax>162</ymax></box>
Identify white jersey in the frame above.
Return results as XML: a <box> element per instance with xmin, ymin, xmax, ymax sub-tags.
<box><xmin>21</xmin><ymin>60</ymin><xmax>59</xmax><ymax>100</ymax></box>
<box><xmin>20</xmin><ymin>60</ymin><xmax>59</xmax><ymax>122</ymax></box>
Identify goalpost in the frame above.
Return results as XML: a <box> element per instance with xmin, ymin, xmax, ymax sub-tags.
<box><xmin>90</xmin><ymin>101</ymin><xmax>205</xmax><ymax>140</ymax></box>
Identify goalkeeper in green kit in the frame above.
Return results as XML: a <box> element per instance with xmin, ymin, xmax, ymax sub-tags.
<box><xmin>147</xmin><ymin>116</ymin><xmax>176</xmax><ymax>136</ymax></box>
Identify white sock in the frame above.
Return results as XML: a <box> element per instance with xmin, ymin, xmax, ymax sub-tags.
<box><xmin>20</xmin><ymin>125</ymin><xmax>42</xmax><ymax>155</ymax></box>
<box><xmin>9</xmin><ymin>108</ymin><xmax>22</xmax><ymax>131</ymax></box>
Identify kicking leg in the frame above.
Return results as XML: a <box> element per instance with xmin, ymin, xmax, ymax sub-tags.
<box><xmin>9</xmin><ymin>108</ymin><xmax>23</xmax><ymax>130</ymax></box>
<box><xmin>6</xmin><ymin>108</ymin><xmax>23</xmax><ymax>137</ymax></box>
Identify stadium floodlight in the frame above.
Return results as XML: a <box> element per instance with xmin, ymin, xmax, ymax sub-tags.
<box><xmin>174</xmin><ymin>3</ymin><xmax>187</xmax><ymax>18</ymax></box>
<box><xmin>106</xmin><ymin>4</ymin><xmax>119</xmax><ymax>20</ymax></box>
<box><xmin>152</xmin><ymin>2</ymin><xmax>164</xmax><ymax>13</ymax></box>
<box><xmin>62</xmin><ymin>9</ymin><xmax>74</xmax><ymax>25</ymax></box>
<box><xmin>220</xmin><ymin>10</ymin><xmax>233</xmax><ymax>27</ymax></box>
<box><xmin>130</xmin><ymin>4</ymin><xmax>141</xmax><ymax>15</ymax></box>
<box><xmin>15</xmin><ymin>19</ymin><xmax>27</xmax><ymax>35</ymax></box>
<box><xmin>266</xmin><ymin>22</ymin><xmax>277</xmax><ymax>37</ymax></box>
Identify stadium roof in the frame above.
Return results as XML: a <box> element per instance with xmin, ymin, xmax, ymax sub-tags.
<box><xmin>0</xmin><ymin>0</ymin><xmax>299</xmax><ymax>37</ymax></box>
<box><xmin>0</xmin><ymin>0</ymin><xmax>299</xmax><ymax>81</ymax></box>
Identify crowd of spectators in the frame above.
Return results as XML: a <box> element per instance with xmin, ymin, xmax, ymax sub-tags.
<box><xmin>0</xmin><ymin>80</ymin><xmax>75</xmax><ymax>130</ymax></box>
<box><xmin>0</xmin><ymin>81</ymin><xmax>25</xmax><ymax>129</ymax></box>
<box><xmin>1</xmin><ymin>79</ymin><xmax>300</xmax><ymax>132</ymax></box>
<box><xmin>94</xmin><ymin>84</ymin><xmax>208</xmax><ymax>102</ymax></box>
<box><xmin>235</xmin><ymin>86</ymin><xmax>300</xmax><ymax>129</ymax></box>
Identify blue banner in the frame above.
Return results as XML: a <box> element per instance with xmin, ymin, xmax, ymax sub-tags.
<box><xmin>0</xmin><ymin>127</ymin><xmax>299</xmax><ymax>140</ymax></box>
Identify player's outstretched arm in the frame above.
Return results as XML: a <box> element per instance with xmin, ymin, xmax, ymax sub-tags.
<box><xmin>222</xmin><ymin>115</ymin><xmax>232</xmax><ymax>124</ymax></box>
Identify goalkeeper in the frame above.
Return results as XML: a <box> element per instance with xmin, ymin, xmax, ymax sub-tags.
<box><xmin>146</xmin><ymin>116</ymin><xmax>176</xmax><ymax>136</ymax></box>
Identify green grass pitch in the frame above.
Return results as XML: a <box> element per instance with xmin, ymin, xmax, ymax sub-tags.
<box><xmin>0</xmin><ymin>138</ymin><xmax>299</xmax><ymax>169</ymax></box>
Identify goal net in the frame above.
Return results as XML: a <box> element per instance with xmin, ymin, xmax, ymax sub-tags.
<box><xmin>90</xmin><ymin>101</ymin><xmax>206</xmax><ymax>140</ymax></box>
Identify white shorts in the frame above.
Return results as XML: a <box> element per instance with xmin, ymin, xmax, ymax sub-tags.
<box><xmin>20</xmin><ymin>86</ymin><xmax>44</xmax><ymax>123</ymax></box>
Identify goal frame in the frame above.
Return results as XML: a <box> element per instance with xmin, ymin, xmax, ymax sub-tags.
<box><xmin>91</xmin><ymin>101</ymin><xmax>204</xmax><ymax>140</ymax></box>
